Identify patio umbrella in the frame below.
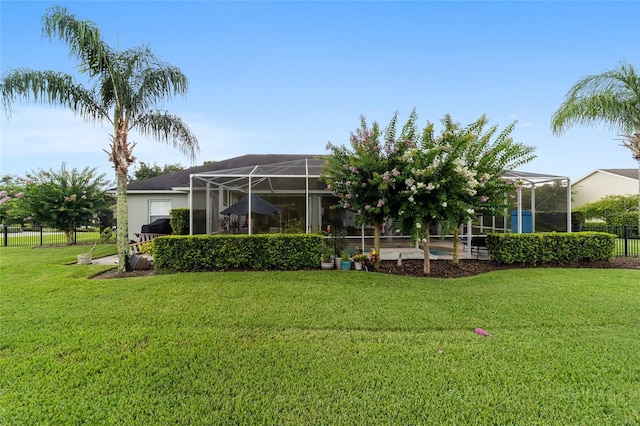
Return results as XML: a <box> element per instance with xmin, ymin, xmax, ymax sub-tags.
<box><xmin>220</xmin><ymin>194</ymin><xmax>282</xmax><ymax>216</ymax></box>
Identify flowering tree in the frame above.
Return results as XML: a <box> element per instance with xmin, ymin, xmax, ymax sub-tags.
<box><xmin>434</xmin><ymin>115</ymin><xmax>536</xmax><ymax>264</ymax></box>
<box><xmin>322</xmin><ymin>111</ymin><xmax>417</xmax><ymax>266</ymax></box>
<box><xmin>395</xmin><ymin>114</ymin><xmax>535</xmax><ymax>274</ymax></box>
<box><xmin>16</xmin><ymin>164</ymin><xmax>111</xmax><ymax>244</ymax></box>
<box><xmin>0</xmin><ymin>175</ymin><xmax>25</xmax><ymax>225</ymax></box>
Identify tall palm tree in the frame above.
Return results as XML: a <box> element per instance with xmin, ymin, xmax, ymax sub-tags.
<box><xmin>1</xmin><ymin>6</ymin><xmax>199</xmax><ymax>271</ymax></box>
<box><xmin>551</xmin><ymin>62</ymin><xmax>640</xmax><ymax>228</ymax></box>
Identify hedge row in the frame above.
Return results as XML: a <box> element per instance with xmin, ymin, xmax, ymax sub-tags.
<box><xmin>486</xmin><ymin>232</ymin><xmax>615</xmax><ymax>265</ymax></box>
<box><xmin>153</xmin><ymin>234</ymin><xmax>324</xmax><ymax>272</ymax></box>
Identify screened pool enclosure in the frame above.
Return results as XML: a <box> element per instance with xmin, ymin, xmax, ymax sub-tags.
<box><xmin>188</xmin><ymin>158</ymin><xmax>572</xmax><ymax>251</ymax></box>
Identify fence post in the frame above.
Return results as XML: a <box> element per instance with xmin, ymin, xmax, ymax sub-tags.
<box><xmin>623</xmin><ymin>226</ymin><xmax>628</xmax><ymax>257</ymax></box>
<box><xmin>2</xmin><ymin>225</ymin><xmax>6</xmax><ymax>247</ymax></box>
<box><xmin>39</xmin><ymin>225</ymin><xmax>43</xmax><ymax>246</ymax></box>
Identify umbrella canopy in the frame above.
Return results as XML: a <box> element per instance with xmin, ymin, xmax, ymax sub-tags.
<box><xmin>220</xmin><ymin>194</ymin><xmax>282</xmax><ymax>216</ymax></box>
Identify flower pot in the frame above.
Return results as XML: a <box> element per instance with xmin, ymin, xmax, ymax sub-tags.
<box><xmin>77</xmin><ymin>253</ymin><xmax>92</xmax><ymax>265</ymax></box>
<box><xmin>321</xmin><ymin>261</ymin><xmax>334</xmax><ymax>270</ymax></box>
<box><xmin>340</xmin><ymin>260</ymin><xmax>352</xmax><ymax>270</ymax></box>
<box><xmin>354</xmin><ymin>261</ymin><xmax>362</xmax><ymax>271</ymax></box>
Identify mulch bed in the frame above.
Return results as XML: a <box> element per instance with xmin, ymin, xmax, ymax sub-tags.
<box><xmin>92</xmin><ymin>257</ymin><xmax>640</xmax><ymax>280</ymax></box>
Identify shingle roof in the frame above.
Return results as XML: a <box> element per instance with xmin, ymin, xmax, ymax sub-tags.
<box><xmin>125</xmin><ymin>154</ymin><xmax>321</xmax><ymax>191</ymax></box>
<box><xmin>599</xmin><ymin>169</ymin><xmax>639</xmax><ymax>180</ymax></box>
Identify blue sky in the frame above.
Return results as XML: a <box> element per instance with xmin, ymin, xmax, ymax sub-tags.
<box><xmin>1</xmin><ymin>1</ymin><xmax>639</xmax><ymax>184</ymax></box>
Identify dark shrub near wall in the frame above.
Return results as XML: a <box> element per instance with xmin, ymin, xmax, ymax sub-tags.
<box><xmin>154</xmin><ymin>234</ymin><xmax>324</xmax><ymax>272</ymax></box>
<box><xmin>486</xmin><ymin>232</ymin><xmax>616</xmax><ymax>264</ymax></box>
<box><xmin>170</xmin><ymin>208</ymin><xmax>190</xmax><ymax>235</ymax></box>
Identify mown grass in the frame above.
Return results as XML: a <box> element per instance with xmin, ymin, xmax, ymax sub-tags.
<box><xmin>1</xmin><ymin>246</ymin><xmax>638</xmax><ymax>424</ymax></box>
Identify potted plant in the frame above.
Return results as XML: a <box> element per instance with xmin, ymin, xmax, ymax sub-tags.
<box><xmin>320</xmin><ymin>249</ymin><xmax>334</xmax><ymax>270</ymax></box>
<box><xmin>77</xmin><ymin>238</ymin><xmax>98</xmax><ymax>265</ymax></box>
<box><xmin>340</xmin><ymin>250</ymin><xmax>351</xmax><ymax>270</ymax></box>
<box><xmin>352</xmin><ymin>252</ymin><xmax>367</xmax><ymax>271</ymax></box>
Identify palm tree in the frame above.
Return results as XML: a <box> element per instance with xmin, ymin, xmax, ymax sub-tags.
<box><xmin>551</xmin><ymin>62</ymin><xmax>640</xmax><ymax>228</ymax></box>
<box><xmin>0</xmin><ymin>6</ymin><xmax>199</xmax><ymax>272</ymax></box>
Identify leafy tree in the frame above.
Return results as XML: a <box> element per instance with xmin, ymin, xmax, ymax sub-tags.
<box><xmin>0</xmin><ymin>6</ymin><xmax>199</xmax><ymax>271</ymax></box>
<box><xmin>394</xmin><ymin>115</ymin><xmax>534</xmax><ymax>273</ymax></box>
<box><xmin>16</xmin><ymin>164</ymin><xmax>111</xmax><ymax>244</ymax></box>
<box><xmin>129</xmin><ymin>161</ymin><xmax>184</xmax><ymax>182</ymax></box>
<box><xmin>575</xmin><ymin>194</ymin><xmax>639</xmax><ymax>225</ymax></box>
<box><xmin>321</xmin><ymin>111</ymin><xmax>417</xmax><ymax>266</ymax></box>
<box><xmin>0</xmin><ymin>175</ymin><xmax>25</xmax><ymax>225</ymax></box>
<box><xmin>551</xmin><ymin>62</ymin><xmax>640</xmax><ymax>228</ymax></box>
<box><xmin>434</xmin><ymin>115</ymin><xmax>536</xmax><ymax>265</ymax></box>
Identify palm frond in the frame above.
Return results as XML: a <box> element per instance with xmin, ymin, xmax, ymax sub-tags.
<box><xmin>133</xmin><ymin>112</ymin><xmax>199</xmax><ymax>162</ymax></box>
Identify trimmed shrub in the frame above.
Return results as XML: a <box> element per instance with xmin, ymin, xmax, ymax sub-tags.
<box><xmin>154</xmin><ymin>234</ymin><xmax>324</xmax><ymax>272</ymax></box>
<box><xmin>486</xmin><ymin>232</ymin><xmax>615</xmax><ymax>265</ymax></box>
<box><xmin>170</xmin><ymin>208</ymin><xmax>190</xmax><ymax>235</ymax></box>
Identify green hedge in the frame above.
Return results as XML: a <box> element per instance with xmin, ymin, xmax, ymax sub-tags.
<box><xmin>154</xmin><ymin>234</ymin><xmax>324</xmax><ymax>272</ymax></box>
<box><xmin>486</xmin><ymin>232</ymin><xmax>615</xmax><ymax>265</ymax></box>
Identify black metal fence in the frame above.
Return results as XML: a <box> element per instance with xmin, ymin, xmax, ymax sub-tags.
<box><xmin>1</xmin><ymin>225</ymin><xmax>99</xmax><ymax>247</ymax></box>
<box><xmin>580</xmin><ymin>225</ymin><xmax>639</xmax><ymax>257</ymax></box>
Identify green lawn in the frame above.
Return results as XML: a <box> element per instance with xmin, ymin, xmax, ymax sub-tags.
<box><xmin>1</xmin><ymin>246</ymin><xmax>638</xmax><ymax>425</ymax></box>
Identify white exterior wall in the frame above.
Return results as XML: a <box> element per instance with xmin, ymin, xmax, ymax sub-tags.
<box><xmin>126</xmin><ymin>192</ymin><xmax>188</xmax><ymax>241</ymax></box>
<box><xmin>572</xmin><ymin>171</ymin><xmax>638</xmax><ymax>207</ymax></box>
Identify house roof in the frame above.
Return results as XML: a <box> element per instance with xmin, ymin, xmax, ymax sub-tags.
<box><xmin>573</xmin><ymin>168</ymin><xmax>639</xmax><ymax>185</ymax></box>
<box><xmin>123</xmin><ymin>153</ymin><xmax>570</xmax><ymax>192</ymax></box>
<box><xmin>125</xmin><ymin>154</ymin><xmax>321</xmax><ymax>191</ymax></box>
<box><xmin>599</xmin><ymin>169</ymin><xmax>638</xmax><ymax>180</ymax></box>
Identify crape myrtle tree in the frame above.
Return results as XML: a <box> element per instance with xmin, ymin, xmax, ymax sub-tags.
<box><xmin>433</xmin><ymin>115</ymin><xmax>536</xmax><ymax>265</ymax></box>
<box><xmin>16</xmin><ymin>164</ymin><xmax>111</xmax><ymax>244</ymax></box>
<box><xmin>322</xmin><ymin>111</ymin><xmax>418</xmax><ymax>267</ymax></box>
<box><xmin>395</xmin><ymin>114</ymin><xmax>535</xmax><ymax>274</ymax></box>
<box><xmin>0</xmin><ymin>6</ymin><xmax>199</xmax><ymax>271</ymax></box>
<box><xmin>0</xmin><ymin>175</ymin><xmax>25</xmax><ymax>225</ymax></box>
<box><xmin>551</xmin><ymin>62</ymin><xmax>640</xmax><ymax>228</ymax></box>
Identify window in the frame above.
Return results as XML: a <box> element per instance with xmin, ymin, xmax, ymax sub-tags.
<box><xmin>149</xmin><ymin>200</ymin><xmax>172</xmax><ymax>223</ymax></box>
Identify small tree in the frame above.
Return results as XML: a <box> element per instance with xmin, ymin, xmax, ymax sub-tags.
<box><xmin>129</xmin><ymin>162</ymin><xmax>184</xmax><ymax>182</ymax></box>
<box><xmin>439</xmin><ymin>116</ymin><xmax>536</xmax><ymax>264</ymax></box>
<box><xmin>322</xmin><ymin>111</ymin><xmax>417</xmax><ymax>267</ymax></box>
<box><xmin>16</xmin><ymin>164</ymin><xmax>111</xmax><ymax>244</ymax></box>
<box><xmin>0</xmin><ymin>175</ymin><xmax>25</xmax><ymax>225</ymax></box>
<box><xmin>394</xmin><ymin>114</ymin><xmax>535</xmax><ymax>273</ymax></box>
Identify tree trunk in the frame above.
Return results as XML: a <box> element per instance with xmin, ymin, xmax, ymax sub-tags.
<box><xmin>64</xmin><ymin>229</ymin><xmax>75</xmax><ymax>245</ymax></box>
<box><xmin>116</xmin><ymin>170</ymin><xmax>129</xmax><ymax>272</ymax></box>
<box><xmin>452</xmin><ymin>228</ymin><xmax>460</xmax><ymax>265</ymax></box>
<box><xmin>422</xmin><ymin>223</ymin><xmax>431</xmax><ymax>275</ymax></box>
<box><xmin>373</xmin><ymin>221</ymin><xmax>381</xmax><ymax>268</ymax></box>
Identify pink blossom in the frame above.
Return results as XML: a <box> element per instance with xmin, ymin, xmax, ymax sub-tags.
<box><xmin>481</xmin><ymin>196</ymin><xmax>489</xmax><ymax>202</ymax></box>
<box><xmin>377</xmin><ymin>199</ymin><xmax>384</xmax><ymax>208</ymax></box>
<box><xmin>392</xmin><ymin>168</ymin><xmax>400</xmax><ymax>177</ymax></box>
<box><xmin>0</xmin><ymin>197</ymin><xmax>10</xmax><ymax>204</ymax></box>
<box><xmin>350</xmin><ymin>166</ymin><xmax>359</xmax><ymax>174</ymax></box>
<box><xmin>0</xmin><ymin>191</ymin><xmax>6</xmax><ymax>197</ymax></box>
<box><xmin>81</xmin><ymin>195</ymin><xmax>87</xmax><ymax>200</ymax></box>
<box><xmin>343</xmin><ymin>202</ymin><xmax>350</xmax><ymax>209</ymax></box>
<box><xmin>365</xmin><ymin>204</ymin><xmax>371</xmax><ymax>210</ymax></box>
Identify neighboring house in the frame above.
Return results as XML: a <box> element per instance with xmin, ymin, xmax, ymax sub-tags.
<box><xmin>572</xmin><ymin>169</ymin><xmax>639</xmax><ymax>208</ymax></box>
